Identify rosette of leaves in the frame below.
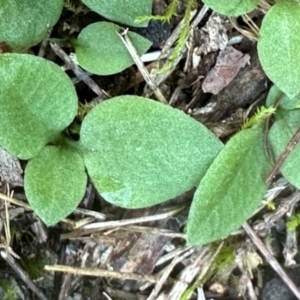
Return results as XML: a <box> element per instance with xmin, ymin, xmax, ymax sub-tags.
<box><xmin>0</xmin><ymin>53</ymin><xmax>223</xmax><ymax>226</ymax></box>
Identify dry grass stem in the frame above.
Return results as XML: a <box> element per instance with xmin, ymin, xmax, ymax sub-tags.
<box><xmin>81</xmin><ymin>205</ymin><xmax>186</xmax><ymax>231</ymax></box>
<box><xmin>147</xmin><ymin>247</ymin><xmax>197</xmax><ymax>300</ymax></box>
<box><xmin>230</xmin><ymin>18</ymin><xmax>258</xmax><ymax>41</ymax></box>
<box><xmin>162</xmin><ymin>245</ymin><xmax>215</xmax><ymax>299</ymax></box>
<box><xmin>120</xmin><ymin>225</ymin><xmax>186</xmax><ymax>239</ymax></box>
<box><xmin>44</xmin><ymin>264</ymin><xmax>159</xmax><ymax>283</ymax></box>
<box><xmin>0</xmin><ymin>192</ymin><xmax>31</xmax><ymax>210</ymax></box>
<box><xmin>117</xmin><ymin>28</ymin><xmax>168</xmax><ymax>104</ymax></box>
<box><xmin>156</xmin><ymin>246</ymin><xmax>193</xmax><ymax>266</ymax></box>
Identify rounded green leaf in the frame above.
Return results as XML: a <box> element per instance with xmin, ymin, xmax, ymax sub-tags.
<box><xmin>81</xmin><ymin>0</ymin><xmax>151</xmax><ymax>27</ymax></box>
<box><xmin>75</xmin><ymin>22</ymin><xmax>152</xmax><ymax>75</ymax></box>
<box><xmin>258</xmin><ymin>0</ymin><xmax>300</xmax><ymax>99</ymax></box>
<box><xmin>187</xmin><ymin>125</ymin><xmax>271</xmax><ymax>246</ymax></box>
<box><xmin>0</xmin><ymin>0</ymin><xmax>63</xmax><ymax>52</ymax></box>
<box><xmin>266</xmin><ymin>85</ymin><xmax>300</xmax><ymax>110</ymax></box>
<box><xmin>79</xmin><ymin>95</ymin><xmax>223</xmax><ymax>208</ymax></box>
<box><xmin>24</xmin><ymin>146</ymin><xmax>87</xmax><ymax>226</ymax></box>
<box><xmin>269</xmin><ymin>109</ymin><xmax>300</xmax><ymax>188</ymax></box>
<box><xmin>203</xmin><ymin>0</ymin><xmax>258</xmax><ymax>16</ymax></box>
<box><xmin>0</xmin><ymin>53</ymin><xmax>78</xmax><ymax>159</ymax></box>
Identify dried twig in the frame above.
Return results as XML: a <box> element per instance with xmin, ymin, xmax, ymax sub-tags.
<box><xmin>120</xmin><ymin>225</ymin><xmax>186</xmax><ymax>239</ymax></box>
<box><xmin>38</xmin><ymin>28</ymin><xmax>52</xmax><ymax>57</ymax></box>
<box><xmin>147</xmin><ymin>247</ymin><xmax>197</xmax><ymax>300</ymax></box>
<box><xmin>0</xmin><ymin>192</ymin><xmax>100</xmax><ymax>228</ymax></box>
<box><xmin>45</xmin><ymin>264</ymin><xmax>158</xmax><ymax>283</ymax></box>
<box><xmin>163</xmin><ymin>245</ymin><xmax>214</xmax><ymax>300</ymax></box>
<box><xmin>58</xmin><ymin>273</ymin><xmax>73</xmax><ymax>300</ymax></box>
<box><xmin>156</xmin><ymin>246</ymin><xmax>192</xmax><ymax>266</ymax></box>
<box><xmin>0</xmin><ymin>249</ymin><xmax>48</xmax><ymax>300</ymax></box>
<box><xmin>81</xmin><ymin>205</ymin><xmax>186</xmax><ymax>231</ymax></box>
<box><xmin>50</xmin><ymin>42</ymin><xmax>110</xmax><ymax>99</ymax></box>
<box><xmin>0</xmin><ymin>192</ymin><xmax>31</xmax><ymax>210</ymax></box>
<box><xmin>117</xmin><ymin>28</ymin><xmax>168</xmax><ymax>104</ymax></box>
<box><xmin>243</xmin><ymin>222</ymin><xmax>300</xmax><ymax>300</ymax></box>
<box><xmin>266</xmin><ymin>126</ymin><xmax>300</xmax><ymax>184</ymax></box>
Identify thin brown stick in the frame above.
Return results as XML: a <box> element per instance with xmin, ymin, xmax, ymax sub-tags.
<box><xmin>266</xmin><ymin>126</ymin><xmax>300</xmax><ymax>184</ymax></box>
<box><xmin>45</xmin><ymin>265</ymin><xmax>158</xmax><ymax>283</ymax></box>
<box><xmin>81</xmin><ymin>205</ymin><xmax>186</xmax><ymax>231</ymax></box>
<box><xmin>117</xmin><ymin>29</ymin><xmax>168</xmax><ymax>104</ymax></box>
<box><xmin>38</xmin><ymin>28</ymin><xmax>52</xmax><ymax>57</ymax></box>
<box><xmin>243</xmin><ymin>222</ymin><xmax>300</xmax><ymax>300</ymax></box>
<box><xmin>0</xmin><ymin>192</ymin><xmax>31</xmax><ymax>210</ymax></box>
<box><xmin>0</xmin><ymin>249</ymin><xmax>48</xmax><ymax>300</ymax></box>
<box><xmin>50</xmin><ymin>43</ymin><xmax>110</xmax><ymax>99</ymax></box>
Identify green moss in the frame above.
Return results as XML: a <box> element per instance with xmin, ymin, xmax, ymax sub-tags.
<box><xmin>20</xmin><ymin>254</ymin><xmax>46</xmax><ymax>280</ymax></box>
<box><xmin>1</xmin><ymin>280</ymin><xmax>18</xmax><ymax>300</ymax></box>
<box><xmin>137</xmin><ymin>0</ymin><xmax>198</xmax><ymax>72</ymax></box>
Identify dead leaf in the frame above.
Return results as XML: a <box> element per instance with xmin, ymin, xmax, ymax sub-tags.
<box><xmin>202</xmin><ymin>46</ymin><xmax>250</xmax><ymax>95</ymax></box>
<box><xmin>195</xmin><ymin>13</ymin><xmax>230</xmax><ymax>55</ymax></box>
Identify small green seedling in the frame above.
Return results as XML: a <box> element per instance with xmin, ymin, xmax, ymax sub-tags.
<box><xmin>2</xmin><ymin>0</ymin><xmax>300</xmax><ymax>247</ymax></box>
<box><xmin>0</xmin><ymin>53</ymin><xmax>223</xmax><ymax>226</ymax></box>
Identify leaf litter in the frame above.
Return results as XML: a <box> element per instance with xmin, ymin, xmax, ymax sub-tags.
<box><xmin>0</xmin><ymin>146</ymin><xmax>23</xmax><ymax>187</ymax></box>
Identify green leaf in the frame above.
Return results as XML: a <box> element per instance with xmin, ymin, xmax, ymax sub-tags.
<box><xmin>79</xmin><ymin>95</ymin><xmax>223</xmax><ymax>208</ymax></box>
<box><xmin>187</xmin><ymin>125</ymin><xmax>271</xmax><ymax>246</ymax></box>
<box><xmin>266</xmin><ymin>85</ymin><xmax>300</xmax><ymax>110</ymax></box>
<box><xmin>0</xmin><ymin>53</ymin><xmax>78</xmax><ymax>159</ymax></box>
<box><xmin>0</xmin><ymin>0</ymin><xmax>63</xmax><ymax>52</ymax></box>
<box><xmin>269</xmin><ymin>109</ymin><xmax>300</xmax><ymax>188</ymax></box>
<box><xmin>258</xmin><ymin>0</ymin><xmax>300</xmax><ymax>99</ymax></box>
<box><xmin>75</xmin><ymin>22</ymin><xmax>152</xmax><ymax>76</ymax></box>
<box><xmin>202</xmin><ymin>0</ymin><xmax>258</xmax><ymax>16</ymax></box>
<box><xmin>24</xmin><ymin>146</ymin><xmax>87</xmax><ymax>226</ymax></box>
<box><xmin>81</xmin><ymin>0</ymin><xmax>151</xmax><ymax>27</ymax></box>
